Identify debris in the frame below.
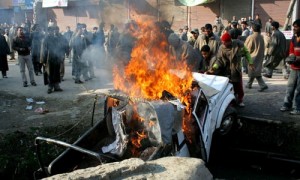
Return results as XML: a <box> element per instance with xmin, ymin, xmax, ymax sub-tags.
<box><xmin>26</xmin><ymin>98</ymin><xmax>34</xmax><ymax>104</ymax></box>
<box><xmin>26</xmin><ymin>105</ymin><xmax>33</xmax><ymax>110</ymax></box>
<box><xmin>34</xmin><ymin>107</ymin><xmax>49</xmax><ymax>114</ymax></box>
<box><xmin>36</xmin><ymin>101</ymin><xmax>45</xmax><ymax>105</ymax></box>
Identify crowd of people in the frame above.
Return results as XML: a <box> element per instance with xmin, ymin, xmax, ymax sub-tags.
<box><xmin>0</xmin><ymin>21</ymin><xmax>119</xmax><ymax>93</ymax></box>
<box><xmin>0</xmin><ymin>15</ymin><xmax>299</xmax><ymax>115</ymax></box>
<box><xmin>174</xmin><ymin>15</ymin><xmax>300</xmax><ymax>115</ymax></box>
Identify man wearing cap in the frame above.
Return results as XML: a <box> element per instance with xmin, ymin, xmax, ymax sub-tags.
<box><xmin>208</xmin><ymin>32</ymin><xmax>254</xmax><ymax>107</ymax></box>
<box><xmin>168</xmin><ymin>33</ymin><xmax>201</xmax><ymax>72</ymax></box>
<box><xmin>263</xmin><ymin>21</ymin><xmax>287</xmax><ymax>78</ymax></box>
<box><xmin>188</xmin><ymin>28</ymin><xmax>199</xmax><ymax>46</ymax></box>
<box><xmin>194</xmin><ymin>23</ymin><xmax>220</xmax><ymax>57</ymax></box>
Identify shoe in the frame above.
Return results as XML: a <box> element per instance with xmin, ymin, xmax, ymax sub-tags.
<box><xmin>280</xmin><ymin>106</ymin><xmax>291</xmax><ymax>112</ymax></box>
<box><xmin>47</xmin><ymin>89</ymin><xmax>52</xmax><ymax>94</ymax></box>
<box><xmin>35</xmin><ymin>72</ymin><xmax>38</xmax><ymax>76</ymax></box>
<box><xmin>75</xmin><ymin>80</ymin><xmax>83</xmax><ymax>84</ymax></box>
<box><xmin>31</xmin><ymin>82</ymin><xmax>37</xmax><ymax>86</ymax></box>
<box><xmin>3</xmin><ymin>76</ymin><xmax>7</xmax><ymax>78</ymax></box>
<box><xmin>258</xmin><ymin>86</ymin><xmax>268</xmax><ymax>92</ymax></box>
<box><xmin>54</xmin><ymin>88</ymin><xmax>63</xmax><ymax>92</ymax></box>
<box><xmin>290</xmin><ymin>109</ymin><xmax>300</xmax><ymax>115</ymax></box>
<box><xmin>245</xmin><ymin>84</ymin><xmax>252</xmax><ymax>89</ymax></box>
<box><xmin>237</xmin><ymin>102</ymin><xmax>245</xmax><ymax>107</ymax></box>
<box><xmin>263</xmin><ymin>74</ymin><xmax>272</xmax><ymax>78</ymax></box>
<box><xmin>23</xmin><ymin>82</ymin><xmax>28</xmax><ymax>87</ymax></box>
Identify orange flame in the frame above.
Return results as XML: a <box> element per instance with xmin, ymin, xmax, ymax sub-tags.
<box><xmin>113</xmin><ymin>19</ymin><xmax>196</xmax><ymax>151</ymax></box>
<box><xmin>113</xmin><ymin>20</ymin><xmax>193</xmax><ymax>101</ymax></box>
<box><xmin>131</xmin><ymin>131</ymin><xmax>147</xmax><ymax>149</ymax></box>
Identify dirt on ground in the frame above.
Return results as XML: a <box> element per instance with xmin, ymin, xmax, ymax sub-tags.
<box><xmin>0</xmin><ymin>90</ymin><xmax>106</xmax><ymax>179</ymax></box>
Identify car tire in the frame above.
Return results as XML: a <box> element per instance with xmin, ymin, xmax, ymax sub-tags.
<box><xmin>218</xmin><ymin>106</ymin><xmax>237</xmax><ymax>136</ymax></box>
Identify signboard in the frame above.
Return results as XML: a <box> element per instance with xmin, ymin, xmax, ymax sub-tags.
<box><xmin>42</xmin><ymin>0</ymin><xmax>68</xmax><ymax>8</ymax></box>
<box><xmin>176</xmin><ymin>0</ymin><xmax>215</xmax><ymax>6</ymax></box>
<box><xmin>282</xmin><ymin>30</ymin><xmax>294</xmax><ymax>40</ymax></box>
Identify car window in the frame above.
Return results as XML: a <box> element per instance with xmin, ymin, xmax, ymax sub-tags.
<box><xmin>193</xmin><ymin>90</ymin><xmax>209</xmax><ymax>130</ymax></box>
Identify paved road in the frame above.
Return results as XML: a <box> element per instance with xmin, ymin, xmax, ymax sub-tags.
<box><xmin>240</xmin><ymin>72</ymin><xmax>300</xmax><ymax>123</ymax></box>
<box><xmin>0</xmin><ymin>58</ymin><xmax>114</xmax><ymax>100</ymax></box>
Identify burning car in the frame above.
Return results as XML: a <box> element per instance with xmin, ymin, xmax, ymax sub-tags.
<box><xmin>34</xmin><ymin>20</ymin><xmax>238</xmax><ymax>177</ymax></box>
<box><xmin>35</xmin><ymin>72</ymin><xmax>237</xmax><ymax>177</ymax></box>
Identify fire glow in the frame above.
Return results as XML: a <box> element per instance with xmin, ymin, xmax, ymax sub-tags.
<box><xmin>113</xmin><ymin>20</ymin><xmax>193</xmax><ymax>102</ymax></box>
<box><xmin>112</xmin><ymin>20</ymin><xmax>196</xmax><ymax>154</ymax></box>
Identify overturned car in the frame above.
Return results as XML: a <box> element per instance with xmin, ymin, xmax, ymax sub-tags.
<box><xmin>35</xmin><ymin>73</ymin><xmax>238</xmax><ymax>177</ymax></box>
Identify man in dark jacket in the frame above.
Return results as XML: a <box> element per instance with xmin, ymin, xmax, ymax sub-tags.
<box><xmin>0</xmin><ymin>29</ymin><xmax>10</xmax><ymax>78</ymax></box>
<box><xmin>12</xmin><ymin>27</ymin><xmax>36</xmax><ymax>87</ymax></box>
<box><xmin>41</xmin><ymin>26</ymin><xmax>69</xmax><ymax>93</ymax></box>
<box><xmin>31</xmin><ymin>24</ymin><xmax>44</xmax><ymax>76</ymax></box>
<box><xmin>263</xmin><ymin>21</ymin><xmax>287</xmax><ymax>78</ymax></box>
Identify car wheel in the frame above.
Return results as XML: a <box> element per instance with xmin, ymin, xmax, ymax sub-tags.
<box><xmin>218</xmin><ymin>106</ymin><xmax>237</xmax><ymax>136</ymax></box>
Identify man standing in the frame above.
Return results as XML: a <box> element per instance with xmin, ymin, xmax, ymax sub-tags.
<box><xmin>107</xmin><ymin>25</ymin><xmax>120</xmax><ymax>63</ymax></box>
<box><xmin>229</xmin><ymin>21</ymin><xmax>242</xmax><ymax>40</ymax></box>
<box><xmin>188</xmin><ymin>28</ymin><xmax>199</xmax><ymax>47</ymax></box>
<box><xmin>41</xmin><ymin>26</ymin><xmax>68</xmax><ymax>94</ymax></box>
<box><xmin>263</xmin><ymin>21</ymin><xmax>287</xmax><ymax>78</ymax></box>
<box><xmin>280</xmin><ymin>19</ymin><xmax>300</xmax><ymax>115</ymax></box>
<box><xmin>0</xmin><ymin>28</ymin><xmax>10</xmax><ymax>78</ymax></box>
<box><xmin>12</xmin><ymin>27</ymin><xmax>36</xmax><ymax>87</ymax></box>
<box><xmin>168</xmin><ymin>33</ymin><xmax>201</xmax><ymax>72</ymax></box>
<box><xmin>69</xmin><ymin>25</ymin><xmax>88</xmax><ymax>84</ymax></box>
<box><xmin>31</xmin><ymin>24</ymin><xmax>44</xmax><ymax>76</ymax></box>
<box><xmin>8</xmin><ymin>24</ymin><xmax>17</xmax><ymax>61</ymax></box>
<box><xmin>265</xmin><ymin>17</ymin><xmax>273</xmax><ymax>37</ymax></box>
<box><xmin>194</xmin><ymin>23</ymin><xmax>220</xmax><ymax>57</ymax></box>
<box><xmin>244</xmin><ymin>23</ymin><xmax>268</xmax><ymax>92</ymax></box>
<box><xmin>63</xmin><ymin>26</ymin><xmax>73</xmax><ymax>63</ymax></box>
<box><xmin>209</xmin><ymin>33</ymin><xmax>254</xmax><ymax>107</ymax></box>
<box><xmin>253</xmin><ymin>14</ymin><xmax>262</xmax><ymax>28</ymax></box>
<box><xmin>180</xmin><ymin>26</ymin><xmax>189</xmax><ymax>41</ymax></box>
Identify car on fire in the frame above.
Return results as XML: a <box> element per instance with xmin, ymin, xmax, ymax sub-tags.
<box><xmin>35</xmin><ymin>73</ymin><xmax>238</xmax><ymax>177</ymax></box>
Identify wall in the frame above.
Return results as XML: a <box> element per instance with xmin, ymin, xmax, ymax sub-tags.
<box><xmin>34</xmin><ymin>0</ymin><xmax>297</xmax><ymax>32</ymax></box>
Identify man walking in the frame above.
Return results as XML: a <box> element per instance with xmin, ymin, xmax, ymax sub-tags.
<box><xmin>12</xmin><ymin>27</ymin><xmax>36</xmax><ymax>87</ymax></box>
<box><xmin>244</xmin><ymin>23</ymin><xmax>268</xmax><ymax>92</ymax></box>
<box><xmin>263</xmin><ymin>21</ymin><xmax>287</xmax><ymax>78</ymax></box>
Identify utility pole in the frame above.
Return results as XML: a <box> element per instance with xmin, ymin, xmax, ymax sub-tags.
<box><xmin>283</xmin><ymin>0</ymin><xmax>297</xmax><ymax>30</ymax></box>
<box><xmin>33</xmin><ymin>0</ymin><xmax>38</xmax><ymax>24</ymax></box>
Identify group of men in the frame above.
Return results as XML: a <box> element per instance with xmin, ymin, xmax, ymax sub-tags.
<box><xmin>0</xmin><ymin>21</ymin><xmax>120</xmax><ymax>94</ymax></box>
<box><xmin>172</xmin><ymin>18</ymin><xmax>300</xmax><ymax>115</ymax></box>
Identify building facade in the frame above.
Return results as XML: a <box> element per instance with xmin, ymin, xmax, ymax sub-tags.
<box><xmin>1</xmin><ymin>0</ymin><xmax>299</xmax><ymax>32</ymax></box>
